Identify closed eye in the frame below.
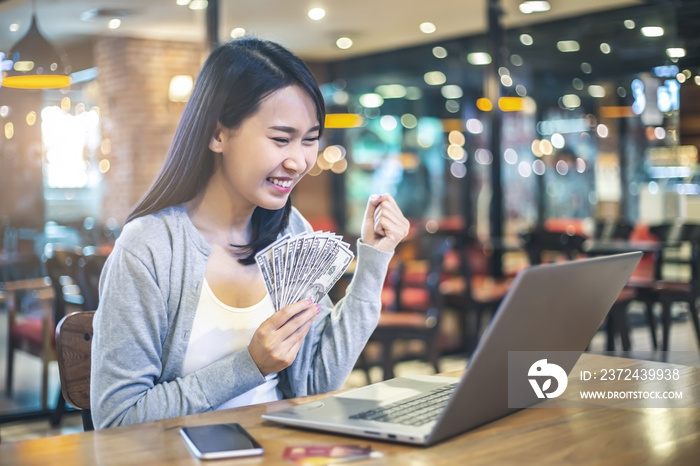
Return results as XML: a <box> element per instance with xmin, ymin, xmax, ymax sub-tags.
<box><xmin>271</xmin><ymin>137</ymin><xmax>290</xmax><ymax>143</ymax></box>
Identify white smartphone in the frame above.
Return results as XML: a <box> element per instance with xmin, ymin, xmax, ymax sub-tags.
<box><xmin>180</xmin><ymin>423</ymin><xmax>264</xmax><ymax>460</ymax></box>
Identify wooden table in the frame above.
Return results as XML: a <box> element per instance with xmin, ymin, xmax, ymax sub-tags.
<box><xmin>1</xmin><ymin>354</ymin><xmax>699</xmax><ymax>465</ymax></box>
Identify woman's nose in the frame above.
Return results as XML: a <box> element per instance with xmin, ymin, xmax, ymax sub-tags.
<box><xmin>283</xmin><ymin>144</ymin><xmax>308</xmax><ymax>173</ymax></box>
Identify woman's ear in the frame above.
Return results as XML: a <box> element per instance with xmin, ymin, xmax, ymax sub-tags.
<box><xmin>209</xmin><ymin>123</ymin><xmax>224</xmax><ymax>153</ymax></box>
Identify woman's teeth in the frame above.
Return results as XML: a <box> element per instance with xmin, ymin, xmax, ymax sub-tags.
<box><xmin>269</xmin><ymin>178</ymin><xmax>292</xmax><ymax>188</ymax></box>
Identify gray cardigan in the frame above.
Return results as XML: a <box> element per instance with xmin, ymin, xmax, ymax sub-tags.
<box><xmin>90</xmin><ymin>205</ymin><xmax>392</xmax><ymax>429</ymax></box>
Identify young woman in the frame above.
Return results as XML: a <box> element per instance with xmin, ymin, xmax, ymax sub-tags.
<box><xmin>90</xmin><ymin>37</ymin><xmax>409</xmax><ymax>429</ymax></box>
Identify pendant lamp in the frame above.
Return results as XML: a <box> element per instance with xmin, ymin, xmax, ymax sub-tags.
<box><xmin>2</xmin><ymin>2</ymin><xmax>71</xmax><ymax>90</ymax></box>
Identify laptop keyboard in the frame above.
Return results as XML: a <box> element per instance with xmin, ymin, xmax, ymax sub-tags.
<box><xmin>348</xmin><ymin>383</ymin><xmax>458</xmax><ymax>427</ymax></box>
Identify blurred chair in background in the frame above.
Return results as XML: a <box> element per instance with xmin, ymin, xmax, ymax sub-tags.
<box><xmin>3</xmin><ymin>243</ymin><xmax>107</xmax><ymax>426</ymax></box>
<box><xmin>359</xmin><ymin>233</ymin><xmax>450</xmax><ymax>382</ymax></box>
<box><xmin>1</xmin><ymin>276</ymin><xmax>53</xmax><ymax>408</ymax></box>
<box><xmin>4</xmin><ymin>245</ymin><xmax>81</xmax><ymax>418</ymax></box>
<box><xmin>439</xmin><ymin>234</ymin><xmax>513</xmax><ymax>354</ymax></box>
<box><xmin>75</xmin><ymin>247</ymin><xmax>108</xmax><ymax>312</ymax></box>
<box><xmin>635</xmin><ymin>222</ymin><xmax>700</xmax><ymax>351</ymax></box>
<box><xmin>519</xmin><ymin>229</ymin><xmax>587</xmax><ymax>266</ymax></box>
<box><xmin>593</xmin><ymin>219</ymin><xmax>634</xmax><ymax>241</ymax></box>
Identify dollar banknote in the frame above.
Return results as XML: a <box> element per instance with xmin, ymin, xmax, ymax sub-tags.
<box><xmin>254</xmin><ymin>231</ymin><xmax>354</xmax><ymax>311</ymax></box>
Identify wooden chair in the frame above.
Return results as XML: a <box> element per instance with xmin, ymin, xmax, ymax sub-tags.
<box><xmin>636</xmin><ymin>222</ymin><xmax>700</xmax><ymax>351</ymax></box>
<box><xmin>360</xmin><ymin>234</ymin><xmax>450</xmax><ymax>382</ymax></box>
<box><xmin>50</xmin><ymin>247</ymin><xmax>106</xmax><ymax>425</ymax></box>
<box><xmin>604</xmin><ymin>286</ymin><xmax>637</xmax><ymax>351</ymax></box>
<box><xmin>55</xmin><ymin>311</ymin><xmax>95</xmax><ymax>431</ymax></box>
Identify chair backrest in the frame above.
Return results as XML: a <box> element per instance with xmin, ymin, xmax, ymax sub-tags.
<box><xmin>44</xmin><ymin>245</ymin><xmax>84</xmax><ymax>323</ymax></box>
<box><xmin>56</xmin><ymin>310</ymin><xmax>95</xmax><ymax>429</ymax></box>
<box><xmin>594</xmin><ymin>220</ymin><xmax>634</xmax><ymax>241</ymax></box>
<box><xmin>518</xmin><ymin>229</ymin><xmax>587</xmax><ymax>265</ymax></box>
<box><xmin>649</xmin><ymin>222</ymin><xmax>700</xmax><ymax>282</ymax></box>
<box><xmin>648</xmin><ymin>222</ymin><xmax>700</xmax><ymax>244</ymax></box>
<box><xmin>76</xmin><ymin>252</ymin><xmax>107</xmax><ymax>311</ymax></box>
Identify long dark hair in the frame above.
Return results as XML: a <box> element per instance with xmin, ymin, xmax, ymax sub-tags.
<box><xmin>126</xmin><ymin>37</ymin><xmax>325</xmax><ymax>264</ymax></box>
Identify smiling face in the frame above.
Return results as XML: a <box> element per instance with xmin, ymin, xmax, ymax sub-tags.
<box><xmin>208</xmin><ymin>85</ymin><xmax>321</xmax><ymax>213</ymax></box>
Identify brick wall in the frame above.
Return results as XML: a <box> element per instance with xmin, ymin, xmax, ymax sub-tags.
<box><xmin>94</xmin><ymin>37</ymin><xmax>205</xmax><ymax>223</ymax></box>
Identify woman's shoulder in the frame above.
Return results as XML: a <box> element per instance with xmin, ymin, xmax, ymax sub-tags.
<box><xmin>118</xmin><ymin>205</ymin><xmax>208</xmax><ymax>254</ymax></box>
<box><xmin>121</xmin><ymin>205</ymin><xmax>181</xmax><ymax>237</ymax></box>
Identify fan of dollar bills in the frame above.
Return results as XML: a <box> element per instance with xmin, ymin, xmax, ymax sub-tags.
<box><xmin>255</xmin><ymin>231</ymin><xmax>354</xmax><ymax>311</ymax></box>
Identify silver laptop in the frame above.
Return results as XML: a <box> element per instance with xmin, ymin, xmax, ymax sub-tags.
<box><xmin>262</xmin><ymin>252</ymin><xmax>642</xmax><ymax>446</ymax></box>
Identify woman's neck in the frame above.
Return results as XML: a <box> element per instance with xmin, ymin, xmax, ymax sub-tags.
<box><xmin>185</xmin><ymin>172</ymin><xmax>255</xmax><ymax>247</ymax></box>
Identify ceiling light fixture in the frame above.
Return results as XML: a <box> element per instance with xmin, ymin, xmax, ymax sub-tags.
<box><xmin>375</xmin><ymin>84</ymin><xmax>407</xmax><ymax>99</ymax></box>
<box><xmin>432</xmin><ymin>46</ymin><xmax>447</xmax><ymax>59</ymax></box>
<box><xmin>520</xmin><ymin>34</ymin><xmax>534</xmax><ymax>46</ymax></box>
<box><xmin>557</xmin><ymin>40</ymin><xmax>580</xmax><ymax>52</ymax></box>
<box><xmin>359</xmin><ymin>93</ymin><xmax>383</xmax><ymax>108</ymax></box>
<box><xmin>666</xmin><ymin>48</ymin><xmax>686</xmax><ymax>58</ymax></box>
<box><xmin>424</xmin><ymin>71</ymin><xmax>447</xmax><ymax>85</ymax></box>
<box><xmin>2</xmin><ymin>0</ymin><xmax>71</xmax><ymax>90</ymax></box>
<box><xmin>641</xmin><ymin>26</ymin><xmax>664</xmax><ymax>37</ymax></box>
<box><xmin>230</xmin><ymin>27</ymin><xmax>246</xmax><ymax>38</ymax></box>
<box><xmin>467</xmin><ymin>52</ymin><xmax>492</xmax><ymax>65</ymax></box>
<box><xmin>188</xmin><ymin>0</ymin><xmax>208</xmax><ymax>10</ymax></box>
<box><xmin>308</xmin><ymin>8</ymin><xmax>326</xmax><ymax>21</ymax></box>
<box><xmin>588</xmin><ymin>85</ymin><xmax>606</xmax><ymax>98</ymax></box>
<box><xmin>519</xmin><ymin>1</ymin><xmax>551</xmax><ymax>14</ymax></box>
<box><xmin>336</xmin><ymin>37</ymin><xmax>353</xmax><ymax>50</ymax></box>
<box><xmin>419</xmin><ymin>22</ymin><xmax>436</xmax><ymax>34</ymax></box>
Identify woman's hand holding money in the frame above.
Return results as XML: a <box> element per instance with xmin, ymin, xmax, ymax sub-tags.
<box><xmin>248</xmin><ymin>297</ymin><xmax>320</xmax><ymax>376</ymax></box>
<box><xmin>360</xmin><ymin>193</ymin><xmax>410</xmax><ymax>253</ymax></box>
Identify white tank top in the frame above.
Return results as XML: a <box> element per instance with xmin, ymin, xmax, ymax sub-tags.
<box><xmin>182</xmin><ymin>279</ymin><xmax>281</xmax><ymax>410</ymax></box>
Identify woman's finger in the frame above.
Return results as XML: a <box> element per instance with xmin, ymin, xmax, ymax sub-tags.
<box><xmin>282</xmin><ymin>308</ymin><xmax>318</xmax><ymax>350</ymax></box>
<box><xmin>249</xmin><ymin>300</ymin><xmax>320</xmax><ymax>375</ymax></box>
<box><xmin>275</xmin><ymin>300</ymin><xmax>320</xmax><ymax>339</ymax></box>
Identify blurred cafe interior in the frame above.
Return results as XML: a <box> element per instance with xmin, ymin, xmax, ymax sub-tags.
<box><xmin>1</xmin><ymin>0</ymin><xmax>700</xmax><ymax>441</ymax></box>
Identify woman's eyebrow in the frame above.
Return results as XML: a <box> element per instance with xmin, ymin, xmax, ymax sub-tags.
<box><xmin>269</xmin><ymin>125</ymin><xmax>321</xmax><ymax>134</ymax></box>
